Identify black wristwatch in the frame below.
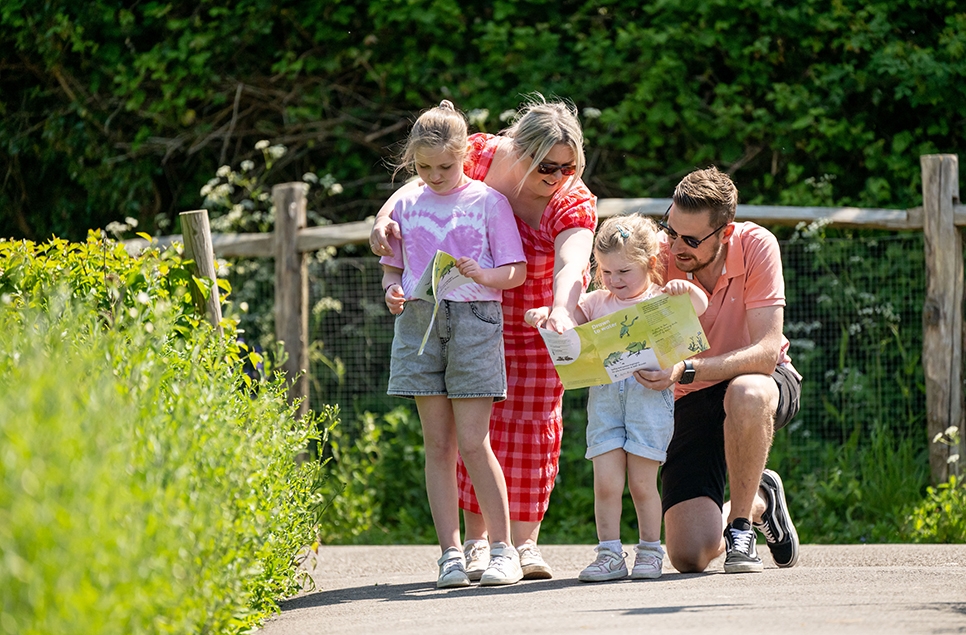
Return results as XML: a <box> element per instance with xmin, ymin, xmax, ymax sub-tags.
<box><xmin>678</xmin><ymin>360</ymin><xmax>696</xmax><ymax>384</ymax></box>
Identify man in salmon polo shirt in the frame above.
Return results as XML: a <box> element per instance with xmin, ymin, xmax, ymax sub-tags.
<box><xmin>634</xmin><ymin>166</ymin><xmax>802</xmax><ymax>574</ymax></box>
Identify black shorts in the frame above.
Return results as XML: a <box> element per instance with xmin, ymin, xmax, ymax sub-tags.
<box><xmin>660</xmin><ymin>364</ymin><xmax>802</xmax><ymax>514</ymax></box>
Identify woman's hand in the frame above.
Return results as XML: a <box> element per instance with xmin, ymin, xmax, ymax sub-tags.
<box><xmin>545</xmin><ymin>307</ymin><xmax>577</xmax><ymax>334</ymax></box>
<box><xmin>524</xmin><ymin>306</ymin><xmax>551</xmax><ymax>328</ymax></box>
<box><xmin>370</xmin><ymin>216</ymin><xmax>401</xmax><ymax>258</ymax></box>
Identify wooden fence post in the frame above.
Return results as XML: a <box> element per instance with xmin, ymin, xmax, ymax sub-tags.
<box><xmin>179</xmin><ymin>209</ymin><xmax>224</xmax><ymax>336</ymax></box>
<box><xmin>920</xmin><ymin>154</ymin><xmax>965</xmax><ymax>484</ymax></box>
<box><xmin>273</xmin><ymin>182</ymin><xmax>309</xmax><ymax>419</ymax></box>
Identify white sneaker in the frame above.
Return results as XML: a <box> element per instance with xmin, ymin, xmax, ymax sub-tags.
<box><xmin>578</xmin><ymin>547</ymin><xmax>628</xmax><ymax>582</ymax></box>
<box><xmin>517</xmin><ymin>542</ymin><xmax>553</xmax><ymax>579</ymax></box>
<box><xmin>479</xmin><ymin>542</ymin><xmax>523</xmax><ymax>586</ymax></box>
<box><xmin>630</xmin><ymin>545</ymin><xmax>664</xmax><ymax>579</ymax></box>
<box><xmin>463</xmin><ymin>541</ymin><xmax>490</xmax><ymax>582</ymax></box>
<box><xmin>436</xmin><ymin>547</ymin><xmax>470</xmax><ymax>589</ymax></box>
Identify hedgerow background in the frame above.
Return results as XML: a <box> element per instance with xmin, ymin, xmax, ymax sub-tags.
<box><xmin>1</xmin><ymin>0</ymin><xmax>964</xmax><ymax>605</ymax></box>
<box><xmin>0</xmin><ymin>235</ymin><xmax>327</xmax><ymax>634</ymax></box>
<box><xmin>2</xmin><ymin>0</ymin><xmax>964</xmax><ymax>239</ymax></box>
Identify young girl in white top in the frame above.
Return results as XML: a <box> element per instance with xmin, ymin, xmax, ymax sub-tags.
<box><xmin>525</xmin><ymin>214</ymin><xmax>707</xmax><ymax>582</ymax></box>
<box><xmin>380</xmin><ymin>100</ymin><xmax>528</xmax><ymax>588</ymax></box>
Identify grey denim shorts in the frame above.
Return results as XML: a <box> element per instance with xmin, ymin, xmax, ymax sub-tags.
<box><xmin>388</xmin><ymin>299</ymin><xmax>507</xmax><ymax>400</ymax></box>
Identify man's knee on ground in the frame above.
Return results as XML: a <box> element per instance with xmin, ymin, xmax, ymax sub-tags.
<box><xmin>723</xmin><ymin>374</ymin><xmax>779</xmax><ymax>421</ymax></box>
<box><xmin>666</xmin><ymin>542</ymin><xmax>715</xmax><ymax>573</ymax></box>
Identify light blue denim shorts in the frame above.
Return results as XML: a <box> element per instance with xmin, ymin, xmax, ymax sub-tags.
<box><xmin>388</xmin><ymin>299</ymin><xmax>507</xmax><ymax>400</ymax></box>
<box><xmin>585</xmin><ymin>377</ymin><xmax>674</xmax><ymax>462</ymax></box>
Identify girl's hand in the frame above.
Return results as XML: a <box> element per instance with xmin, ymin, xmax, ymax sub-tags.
<box><xmin>370</xmin><ymin>216</ymin><xmax>401</xmax><ymax>258</ymax></box>
<box><xmin>662</xmin><ymin>280</ymin><xmax>690</xmax><ymax>296</ymax></box>
<box><xmin>524</xmin><ymin>306</ymin><xmax>551</xmax><ymax>328</ymax></box>
<box><xmin>384</xmin><ymin>283</ymin><xmax>406</xmax><ymax>315</ymax></box>
<box><xmin>456</xmin><ymin>257</ymin><xmax>483</xmax><ymax>283</ymax></box>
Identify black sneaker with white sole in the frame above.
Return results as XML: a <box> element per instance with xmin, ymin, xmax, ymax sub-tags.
<box><xmin>723</xmin><ymin>520</ymin><xmax>763</xmax><ymax>573</ymax></box>
<box><xmin>754</xmin><ymin>468</ymin><xmax>800</xmax><ymax>568</ymax></box>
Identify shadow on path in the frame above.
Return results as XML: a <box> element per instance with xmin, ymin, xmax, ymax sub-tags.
<box><xmin>281</xmin><ymin>570</ymin><xmax>718</xmax><ymax>612</ymax></box>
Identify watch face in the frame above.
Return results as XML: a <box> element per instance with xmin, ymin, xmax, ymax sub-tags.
<box><xmin>679</xmin><ymin>362</ymin><xmax>695</xmax><ymax>384</ymax></box>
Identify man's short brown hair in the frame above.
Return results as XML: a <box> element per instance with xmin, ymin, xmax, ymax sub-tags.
<box><xmin>673</xmin><ymin>166</ymin><xmax>738</xmax><ymax>227</ymax></box>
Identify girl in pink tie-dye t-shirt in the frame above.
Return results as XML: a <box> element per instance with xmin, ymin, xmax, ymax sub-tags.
<box><xmin>379</xmin><ymin>100</ymin><xmax>527</xmax><ymax>589</ymax></box>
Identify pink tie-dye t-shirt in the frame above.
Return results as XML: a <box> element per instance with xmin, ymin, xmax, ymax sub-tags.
<box><xmin>380</xmin><ymin>179</ymin><xmax>525</xmax><ymax>302</ymax></box>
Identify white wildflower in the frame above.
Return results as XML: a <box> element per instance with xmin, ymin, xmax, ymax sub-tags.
<box><xmin>467</xmin><ymin>108</ymin><xmax>489</xmax><ymax>128</ymax></box>
<box><xmin>216</xmin><ymin>165</ymin><xmax>231</xmax><ymax>177</ymax></box>
<box><xmin>583</xmin><ymin>107</ymin><xmax>602</xmax><ymax>119</ymax></box>
<box><xmin>269</xmin><ymin>144</ymin><xmax>286</xmax><ymax>159</ymax></box>
<box><xmin>499</xmin><ymin>109</ymin><xmax>517</xmax><ymax>122</ymax></box>
<box><xmin>240</xmin><ymin>160</ymin><xmax>255</xmax><ymax>171</ymax></box>
<box><xmin>303</xmin><ymin>172</ymin><xmax>319</xmax><ymax>183</ymax></box>
<box><xmin>255</xmin><ymin>139</ymin><xmax>270</xmax><ymax>150</ymax></box>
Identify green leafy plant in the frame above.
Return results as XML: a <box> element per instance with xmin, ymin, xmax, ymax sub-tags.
<box><xmin>0</xmin><ymin>236</ymin><xmax>328</xmax><ymax>634</ymax></box>
<box><xmin>905</xmin><ymin>427</ymin><xmax>966</xmax><ymax>542</ymax></box>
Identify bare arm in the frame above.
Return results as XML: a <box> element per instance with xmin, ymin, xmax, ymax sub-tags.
<box><xmin>369</xmin><ymin>179</ymin><xmax>423</xmax><ymax>257</ymax></box>
<box><xmin>456</xmin><ymin>258</ymin><xmax>527</xmax><ymax>290</ymax></box>
<box><xmin>546</xmin><ymin>227</ymin><xmax>594</xmax><ymax>334</ymax></box>
<box><xmin>381</xmin><ymin>266</ymin><xmax>405</xmax><ymax>315</ymax></box>
<box><xmin>634</xmin><ymin>305</ymin><xmax>784</xmax><ymax>388</ymax></box>
<box><xmin>524</xmin><ymin>303</ymin><xmax>588</xmax><ymax>328</ymax></box>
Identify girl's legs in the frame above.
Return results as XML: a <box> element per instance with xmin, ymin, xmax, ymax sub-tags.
<box><xmin>452</xmin><ymin>397</ymin><xmax>511</xmax><ymax>546</ymax></box>
<box><xmin>593</xmin><ymin>449</ymin><xmax>627</xmax><ymax>543</ymax></box>
<box><xmin>578</xmin><ymin>449</ymin><xmax>629</xmax><ymax>582</ymax></box>
<box><xmin>626</xmin><ymin>455</ymin><xmax>662</xmax><ymax>543</ymax></box>
<box><xmin>627</xmin><ymin>454</ymin><xmax>665</xmax><ymax>579</ymax></box>
<box><xmin>415</xmin><ymin>395</ymin><xmax>461</xmax><ymax>553</ymax></box>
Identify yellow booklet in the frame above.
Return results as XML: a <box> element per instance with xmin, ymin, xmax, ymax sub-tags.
<box><xmin>538</xmin><ymin>293</ymin><xmax>709</xmax><ymax>389</ymax></box>
<box><xmin>411</xmin><ymin>250</ymin><xmax>473</xmax><ymax>355</ymax></box>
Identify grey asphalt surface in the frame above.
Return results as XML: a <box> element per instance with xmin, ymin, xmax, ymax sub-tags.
<box><xmin>259</xmin><ymin>544</ymin><xmax>966</xmax><ymax>634</ymax></box>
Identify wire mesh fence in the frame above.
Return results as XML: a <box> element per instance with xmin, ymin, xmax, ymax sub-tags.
<box><xmin>227</xmin><ymin>231</ymin><xmax>928</xmax><ymax>475</ymax></box>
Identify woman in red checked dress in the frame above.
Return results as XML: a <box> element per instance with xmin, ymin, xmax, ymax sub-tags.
<box><xmin>371</xmin><ymin>95</ymin><xmax>597</xmax><ymax>580</ymax></box>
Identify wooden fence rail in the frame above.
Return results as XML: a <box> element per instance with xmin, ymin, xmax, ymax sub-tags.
<box><xmin>127</xmin><ymin>155</ymin><xmax>965</xmax><ymax>483</ymax></box>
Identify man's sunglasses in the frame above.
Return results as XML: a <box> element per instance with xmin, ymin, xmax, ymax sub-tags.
<box><xmin>658</xmin><ymin>204</ymin><xmax>727</xmax><ymax>249</ymax></box>
<box><xmin>535</xmin><ymin>161</ymin><xmax>577</xmax><ymax>176</ymax></box>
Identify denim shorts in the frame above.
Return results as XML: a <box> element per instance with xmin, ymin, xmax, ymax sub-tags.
<box><xmin>585</xmin><ymin>377</ymin><xmax>675</xmax><ymax>462</ymax></box>
<box><xmin>388</xmin><ymin>299</ymin><xmax>507</xmax><ymax>400</ymax></box>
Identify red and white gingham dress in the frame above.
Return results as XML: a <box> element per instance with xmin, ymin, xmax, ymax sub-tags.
<box><xmin>456</xmin><ymin>134</ymin><xmax>598</xmax><ymax>522</ymax></box>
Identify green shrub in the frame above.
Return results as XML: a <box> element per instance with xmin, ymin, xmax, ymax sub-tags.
<box><xmin>905</xmin><ymin>475</ymin><xmax>966</xmax><ymax>543</ymax></box>
<box><xmin>0</xmin><ymin>236</ymin><xmax>326</xmax><ymax>634</ymax></box>
<box><xmin>318</xmin><ymin>406</ymin><xmax>435</xmax><ymax>545</ymax></box>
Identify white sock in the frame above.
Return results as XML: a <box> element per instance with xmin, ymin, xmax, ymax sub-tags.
<box><xmin>599</xmin><ymin>539</ymin><xmax>622</xmax><ymax>554</ymax></box>
<box><xmin>462</xmin><ymin>539</ymin><xmax>487</xmax><ymax>550</ymax></box>
<box><xmin>637</xmin><ymin>540</ymin><xmax>664</xmax><ymax>555</ymax></box>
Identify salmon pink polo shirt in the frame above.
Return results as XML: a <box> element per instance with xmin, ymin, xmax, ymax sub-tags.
<box><xmin>663</xmin><ymin>221</ymin><xmax>793</xmax><ymax>399</ymax></box>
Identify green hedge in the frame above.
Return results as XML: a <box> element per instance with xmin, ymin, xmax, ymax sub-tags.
<box><xmin>2</xmin><ymin>1</ymin><xmax>964</xmax><ymax>239</ymax></box>
<box><xmin>0</xmin><ymin>236</ymin><xmax>327</xmax><ymax>634</ymax></box>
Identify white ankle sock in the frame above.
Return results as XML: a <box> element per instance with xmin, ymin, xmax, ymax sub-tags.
<box><xmin>599</xmin><ymin>539</ymin><xmax>622</xmax><ymax>554</ymax></box>
<box><xmin>637</xmin><ymin>540</ymin><xmax>663</xmax><ymax>554</ymax></box>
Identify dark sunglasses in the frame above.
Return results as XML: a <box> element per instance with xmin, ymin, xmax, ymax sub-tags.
<box><xmin>535</xmin><ymin>161</ymin><xmax>577</xmax><ymax>176</ymax></box>
<box><xmin>658</xmin><ymin>205</ymin><xmax>727</xmax><ymax>249</ymax></box>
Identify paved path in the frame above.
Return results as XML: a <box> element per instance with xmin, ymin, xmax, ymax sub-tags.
<box><xmin>260</xmin><ymin>544</ymin><xmax>966</xmax><ymax>634</ymax></box>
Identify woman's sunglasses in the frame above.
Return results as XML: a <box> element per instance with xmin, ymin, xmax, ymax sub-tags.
<box><xmin>535</xmin><ymin>161</ymin><xmax>577</xmax><ymax>176</ymax></box>
<box><xmin>658</xmin><ymin>205</ymin><xmax>727</xmax><ymax>249</ymax></box>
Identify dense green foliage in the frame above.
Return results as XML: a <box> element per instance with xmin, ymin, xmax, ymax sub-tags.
<box><xmin>3</xmin><ymin>0</ymin><xmax>965</xmax><ymax>240</ymax></box>
<box><xmin>0</xmin><ymin>236</ymin><xmax>326</xmax><ymax>634</ymax></box>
